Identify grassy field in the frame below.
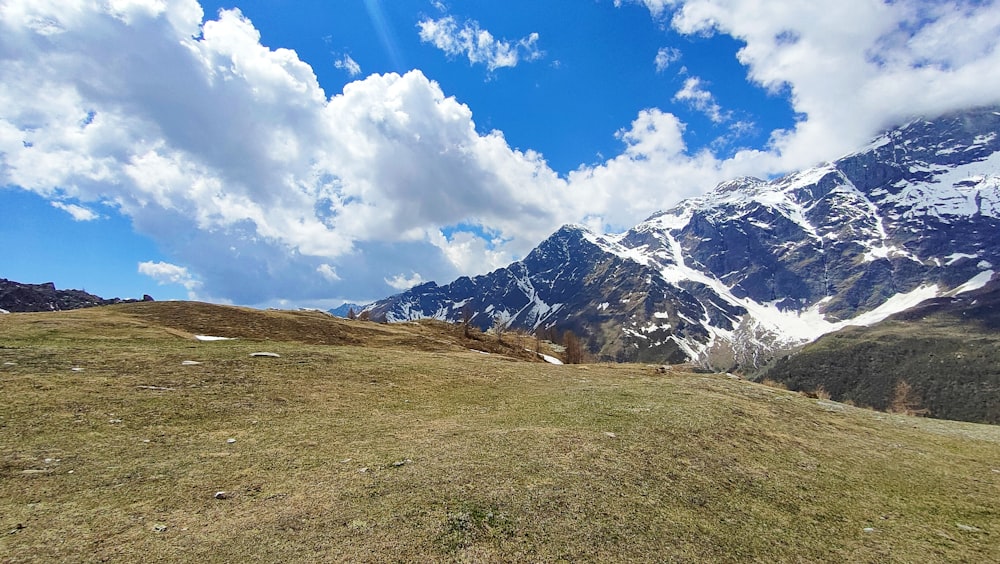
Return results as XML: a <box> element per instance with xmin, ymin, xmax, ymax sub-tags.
<box><xmin>2</xmin><ymin>303</ymin><xmax>999</xmax><ymax>562</ymax></box>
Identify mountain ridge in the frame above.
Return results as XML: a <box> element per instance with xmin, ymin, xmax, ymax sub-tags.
<box><xmin>368</xmin><ymin>106</ymin><xmax>1000</xmax><ymax>367</ymax></box>
<box><xmin>757</xmin><ymin>279</ymin><xmax>1000</xmax><ymax>424</ymax></box>
<box><xmin>0</xmin><ymin>278</ymin><xmax>152</xmax><ymax>313</ymax></box>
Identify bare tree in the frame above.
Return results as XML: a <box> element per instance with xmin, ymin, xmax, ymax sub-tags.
<box><xmin>563</xmin><ymin>330</ymin><xmax>584</xmax><ymax>364</ymax></box>
<box><xmin>461</xmin><ymin>304</ymin><xmax>474</xmax><ymax>338</ymax></box>
<box><xmin>492</xmin><ymin>314</ymin><xmax>509</xmax><ymax>343</ymax></box>
<box><xmin>889</xmin><ymin>379</ymin><xmax>928</xmax><ymax>416</ymax></box>
<box><xmin>347</xmin><ymin>307</ymin><xmax>357</xmax><ymax>320</ymax></box>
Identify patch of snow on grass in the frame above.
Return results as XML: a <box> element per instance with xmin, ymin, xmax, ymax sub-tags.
<box><xmin>539</xmin><ymin>353</ymin><xmax>563</xmax><ymax>365</ymax></box>
<box><xmin>195</xmin><ymin>335</ymin><xmax>234</xmax><ymax>341</ymax></box>
<box><xmin>847</xmin><ymin>284</ymin><xmax>940</xmax><ymax>328</ymax></box>
<box><xmin>733</xmin><ymin>284</ymin><xmax>941</xmax><ymax>345</ymax></box>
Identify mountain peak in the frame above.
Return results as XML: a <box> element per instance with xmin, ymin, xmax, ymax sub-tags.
<box><xmin>368</xmin><ymin>107</ymin><xmax>1000</xmax><ymax>368</ymax></box>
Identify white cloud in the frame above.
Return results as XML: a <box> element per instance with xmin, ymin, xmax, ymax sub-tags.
<box><xmin>565</xmin><ymin>108</ymin><xmax>766</xmax><ymax>230</ymax></box>
<box><xmin>138</xmin><ymin>260</ymin><xmax>201</xmax><ymax>291</ymax></box>
<box><xmin>317</xmin><ymin>263</ymin><xmax>341</xmax><ymax>281</ymax></box>
<box><xmin>334</xmin><ymin>53</ymin><xmax>361</xmax><ymax>77</ymax></box>
<box><xmin>417</xmin><ymin>15</ymin><xmax>542</xmax><ymax>72</ymax></box>
<box><xmin>615</xmin><ymin>0</ymin><xmax>674</xmax><ymax>18</ymax></box>
<box><xmin>655</xmin><ymin>46</ymin><xmax>681</xmax><ymax>72</ymax></box>
<box><xmin>51</xmin><ymin>201</ymin><xmax>99</xmax><ymax>221</ymax></box>
<box><xmin>3</xmin><ymin>0</ymin><xmax>1000</xmax><ymax>308</ymax></box>
<box><xmin>663</xmin><ymin>0</ymin><xmax>1000</xmax><ymax>169</ymax></box>
<box><xmin>427</xmin><ymin>228</ymin><xmax>513</xmax><ymax>275</ymax></box>
<box><xmin>673</xmin><ymin>76</ymin><xmax>727</xmax><ymax>123</ymax></box>
<box><xmin>384</xmin><ymin>272</ymin><xmax>426</xmax><ymax>290</ymax></box>
<box><xmin>0</xmin><ymin>1</ymin><xmax>563</xmax><ymax>304</ymax></box>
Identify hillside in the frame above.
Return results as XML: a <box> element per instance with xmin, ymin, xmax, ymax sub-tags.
<box><xmin>2</xmin><ymin>303</ymin><xmax>999</xmax><ymax>562</ymax></box>
<box><xmin>368</xmin><ymin>106</ymin><xmax>1000</xmax><ymax>367</ymax></box>
<box><xmin>757</xmin><ymin>282</ymin><xmax>1000</xmax><ymax>424</ymax></box>
<box><xmin>0</xmin><ymin>278</ymin><xmax>150</xmax><ymax>313</ymax></box>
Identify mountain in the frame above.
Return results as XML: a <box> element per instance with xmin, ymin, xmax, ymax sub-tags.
<box><xmin>0</xmin><ymin>278</ymin><xmax>151</xmax><ymax>313</ymax></box>
<box><xmin>756</xmin><ymin>279</ymin><xmax>1000</xmax><ymax>424</ymax></box>
<box><xmin>328</xmin><ymin>302</ymin><xmax>370</xmax><ymax>318</ymax></box>
<box><xmin>368</xmin><ymin>106</ymin><xmax>1000</xmax><ymax>367</ymax></box>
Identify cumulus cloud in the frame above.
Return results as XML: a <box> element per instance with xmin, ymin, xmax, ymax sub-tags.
<box><xmin>417</xmin><ymin>15</ymin><xmax>542</xmax><ymax>72</ymax></box>
<box><xmin>334</xmin><ymin>53</ymin><xmax>361</xmax><ymax>76</ymax></box>
<box><xmin>317</xmin><ymin>263</ymin><xmax>341</xmax><ymax>282</ymax></box>
<box><xmin>138</xmin><ymin>260</ymin><xmax>201</xmax><ymax>292</ymax></box>
<box><xmin>3</xmin><ymin>0</ymin><xmax>999</xmax><ymax>308</ymax></box>
<box><xmin>673</xmin><ymin>76</ymin><xmax>728</xmax><ymax>123</ymax></box>
<box><xmin>565</xmin><ymin>108</ymin><xmax>764</xmax><ymax>230</ymax></box>
<box><xmin>427</xmin><ymin>228</ymin><xmax>513</xmax><ymax>275</ymax></box>
<box><xmin>384</xmin><ymin>272</ymin><xmax>426</xmax><ymax>290</ymax></box>
<box><xmin>655</xmin><ymin>46</ymin><xmax>681</xmax><ymax>72</ymax></box>
<box><xmin>51</xmin><ymin>201</ymin><xmax>99</xmax><ymax>221</ymax></box>
<box><xmin>0</xmin><ymin>1</ymin><xmax>564</xmax><ymax>305</ymax></box>
<box><xmin>662</xmin><ymin>0</ymin><xmax>1000</xmax><ymax>168</ymax></box>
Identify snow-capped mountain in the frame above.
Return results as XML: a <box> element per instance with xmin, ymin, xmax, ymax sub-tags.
<box><xmin>367</xmin><ymin>106</ymin><xmax>1000</xmax><ymax>367</ymax></box>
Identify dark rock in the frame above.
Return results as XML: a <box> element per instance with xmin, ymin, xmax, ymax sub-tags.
<box><xmin>0</xmin><ymin>278</ymin><xmax>147</xmax><ymax>312</ymax></box>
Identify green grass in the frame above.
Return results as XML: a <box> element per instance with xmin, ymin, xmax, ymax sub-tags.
<box><xmin>2</xmin><ymin>303</ymin><xmax>999</xmax><ymax>562</ymax></box>
<box><xmin>757</xmin><ymin>319</ymin><xmax>1000</xmax><ymax>423</ymax></box>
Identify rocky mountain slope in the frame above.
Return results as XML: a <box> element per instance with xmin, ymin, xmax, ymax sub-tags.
<box><xmin>0</xmin><ymin>278</ymin><xmax>150</xmax><ymax>313</ymax></box>
<box><xmin>757</xmin><ymin>280</ymin><xmax>1000</xmax><ymax>424</ymax></box>
<box><xmin>368</xmin><ymin>106</ymin><xmax>1000</xmax><ymax>367</ymax></box>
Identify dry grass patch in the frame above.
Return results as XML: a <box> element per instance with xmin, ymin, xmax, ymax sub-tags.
<box><xmin>1</xmin><ymin>304</ymin><xmax>999</xmax><ymax>562</ymax></box>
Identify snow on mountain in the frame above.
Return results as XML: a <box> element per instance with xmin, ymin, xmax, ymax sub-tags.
<box><xmin>367</xmin><ymin>106</ymin><xmax>1000</xmax><ymax>368</ymax></box>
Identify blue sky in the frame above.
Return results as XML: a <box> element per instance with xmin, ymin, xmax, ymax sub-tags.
<box><xmin>2</xmin><ymin>0</ymin><xmax>999</xmax><ymax>307</ymax></box>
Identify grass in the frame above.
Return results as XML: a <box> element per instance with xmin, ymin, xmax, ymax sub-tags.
<box><xmin>2</xmin><ymin>303</ymin><xmax>999</xmax><ymax>562</ymax></box>
<box><xmin>757</xmin><ymin>318</ymin><xmax>1000</xmax><ymax>424</ymax></box>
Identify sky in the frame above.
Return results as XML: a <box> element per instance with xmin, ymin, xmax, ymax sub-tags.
<box><xmin>2</xmin><ymin>0</ymin><xmax>999</xmax><ymax>308</ymax></box>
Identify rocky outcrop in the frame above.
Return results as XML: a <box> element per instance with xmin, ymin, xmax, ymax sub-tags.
<box><xmin>0</xmin><ymin>279</ymin><xmax>149</xmax><ymax>312</ymax></box>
